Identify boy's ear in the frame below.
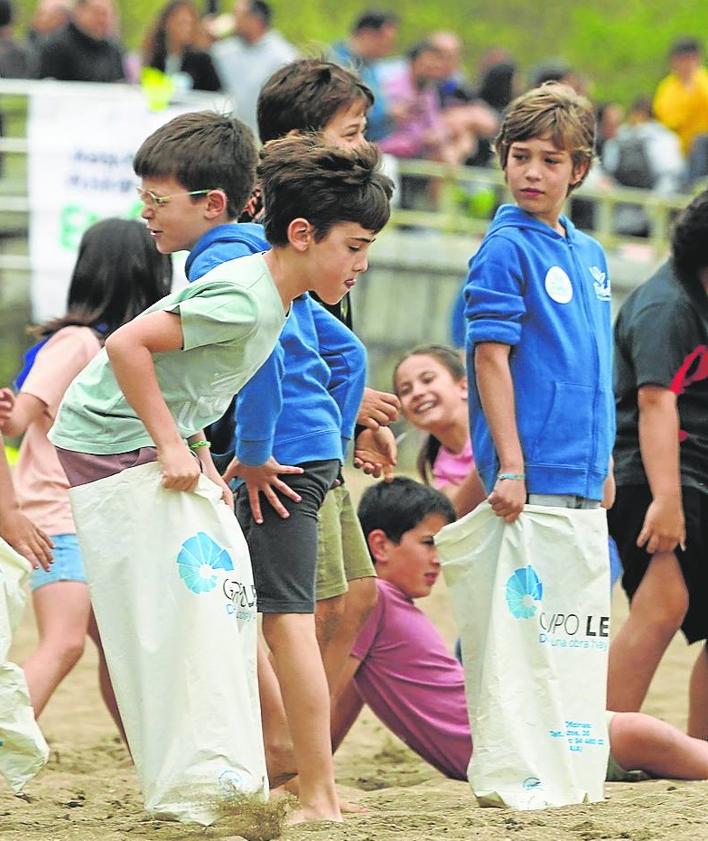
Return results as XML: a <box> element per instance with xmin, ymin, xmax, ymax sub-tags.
<box><xmin>204</xmin><ymin>189</ymin><xmax>228</xmax><ymax>219</ymax></box>
<box><xmin>570</xmin><ymin>159</ymin><xmax>590</xmax><ymax>188</ymax></box>
<box><xmin>286</xmin><ymin>217</ymin><xmax>314</xmax><ymax>252</ymax></box>
<box><xmin>366</xmin><ymin>529</ymin><xmax>390</xmax><ymax>565</ymax></box>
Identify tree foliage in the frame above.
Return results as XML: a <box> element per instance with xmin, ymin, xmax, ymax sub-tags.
<box><xmin>11</xmin><ymin>0</ymin><xmax>708</xmax><ymax>105</ymax></box>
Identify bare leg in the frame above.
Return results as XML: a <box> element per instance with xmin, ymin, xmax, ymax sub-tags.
<box><xmin>86</xmin><ymin>611</ymin><xmax>127</xmax><ymax>745</ymax></box>
<box><xmin>262</xmin><ymin>613</ymin><xmax>341</xmax><ymax>824</ymax></box>
<box><xmin>277</xmin><ymin>672</ymin><xmax>369</xmax><ymax>814</ymax></box>
<box><xmin>256</xmin><ymin>636</ymin><xmax>296</xmax><ymax>786</ymax></box>
<box><xmin>315</xmin><ymin>593</ymin><xmax>345</xmax><ymax>667</ymax></box>
<box><xmin>688</xmin><ymin>643</ymin><xmax>708</xmax><ymax>740</ymax></box>
<box><xmin>23</xmin><ymin>581</ymin><xmax>89</xmax><ymax>716</ymax></box>
<box><xmin>610</xmin><ymin>711</ymin><xmax>708</xmax><ymax>778</ymax></box>
<box><xmin>607</xmin><ymin>552</ymin><xmax>688</xmax><ymax>711</ymax></box>
<box><xmin>317</xmin><ymin>578</ymin><xmax>377</xmax><ymax>696</ymax></box>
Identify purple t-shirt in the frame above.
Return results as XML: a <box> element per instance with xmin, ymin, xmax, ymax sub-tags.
<box><xmin>351</xmin><ymin>578</ymin><xmax>472</xmax><ymax>780</ymax></box>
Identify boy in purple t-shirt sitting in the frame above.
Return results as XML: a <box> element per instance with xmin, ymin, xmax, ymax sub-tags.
<box><xmin>335</xmin><ymin>477</ymin><xmax>469</xmax><ymax>779</ymax></box>
<box><xmin>330</xmin><ymin>478</ymin><xmax>708</xmax><ymax>784</ymax></box>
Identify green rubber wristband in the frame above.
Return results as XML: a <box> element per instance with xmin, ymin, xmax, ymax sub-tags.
<box><xmin>497</xmin><ymin>472</ymin><xmax>525</xmax><ymax>481</ymax></box>
<box><xmin>188</xmin><ymin>440</ymin><xmax>211</xmax><ymax>451</ymax></box>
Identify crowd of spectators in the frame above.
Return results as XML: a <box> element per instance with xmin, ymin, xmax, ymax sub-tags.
<box><xmin>1</xmin><ymin>1</ymin><xmax>708</xmax><ymax>208</ymax></box>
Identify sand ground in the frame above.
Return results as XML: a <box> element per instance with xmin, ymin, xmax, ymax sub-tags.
<box><xmin>2</xmin><ymin>497</ymin><xmax>707</xmax><ymax>841</ymax></box>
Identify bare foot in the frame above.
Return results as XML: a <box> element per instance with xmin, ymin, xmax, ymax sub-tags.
<box><xmin>266</xmin><ymin>743</ymin><xmax>297</xmax><ymax>790</ymax></box>
<box><xmin>339</xmin><ymin>798</ymin><xmax>368</xmax><ymax>814</ymax></box>
<box><xmin>286</xmin><ymin>805</ymin><xmax>343</xmax><ymax>825</ymax></box>
<box><xmin>276</xmin><ymin>778</ymin><xmax>364</xmax><ymax>814</ymax></box>
<box><xmin>268</xmin><ymin>769</ymin><xmax>297</xmax><ymax>790</ymax></box>
<box><xmin>269</xmin><ymin>783</ymin><xmax>293</xmax><ymax>800</ymax></box>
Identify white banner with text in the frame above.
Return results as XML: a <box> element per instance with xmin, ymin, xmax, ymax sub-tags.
<box><xmin>28</xmin><ymin>83</ymin><xmax>227</xmax><ymax>321</ymax></box>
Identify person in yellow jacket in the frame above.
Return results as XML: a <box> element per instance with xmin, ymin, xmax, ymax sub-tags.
<box><xmin>653</xmin><ymin>37</ymin><xmax>708</xmax><ymax>161</ymax></box>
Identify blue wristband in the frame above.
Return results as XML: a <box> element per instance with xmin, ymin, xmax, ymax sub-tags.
<box><xmin>497</xmin><ymin>472</ymin><xmax>525</xmax><ymax>481</ymax></box>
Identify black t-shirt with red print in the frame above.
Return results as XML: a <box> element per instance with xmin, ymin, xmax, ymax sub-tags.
<box><xmin>613</xmin><ymin>260</ymin><xmax>708</xmax><ymax>492</ymax></box>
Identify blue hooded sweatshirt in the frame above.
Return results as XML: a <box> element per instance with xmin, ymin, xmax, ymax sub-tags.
<box><xmin>186</xmin><ymin>222</ymin><xmax>270</xmax><ymax>281</ymax></box>
<box><xmin>235</xmin><ymin>294</ymin><xmax>366</xmax><ymax>466</ymax></box>
<box><xmin>465</xmin><ymin>205</ymin><xmax>615</xmax><ymax>500</ymax></box>
<box><xmin>186</xmin><ymin>223</ymin><xmax>366</xmax><ymax>467</ymax></box>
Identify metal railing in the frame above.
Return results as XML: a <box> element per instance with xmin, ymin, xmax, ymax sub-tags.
<box><xmin>0</xmin><ymin>77</ymin><xmax>694</xmax><ymax>266</ymax></box>
<box><xmin>389</xmin><ymin>158</ymin><xmax>689</xmax><ymax>257</ymax></box>
<box><xmin>0</xmin><ymin>79</ymin><xmax>690</xmax><ymax>385</ymax></box>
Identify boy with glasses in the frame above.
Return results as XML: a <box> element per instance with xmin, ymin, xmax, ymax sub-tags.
<box><xmin>49</xmin><ymin>112</ymin><xmax>393</xmax><ymax>823</ymax></box>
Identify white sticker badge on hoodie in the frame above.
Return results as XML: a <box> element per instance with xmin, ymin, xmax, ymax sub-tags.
<box><xmin>544</xmin><ymin>266</ymin><xmax>573</xmax><ymax>304</ymax></box>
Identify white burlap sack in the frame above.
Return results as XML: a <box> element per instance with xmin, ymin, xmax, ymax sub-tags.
<box><xmin>0</xmin><ymin>538</ymin><xmax>49</xmax><ymax>792</ymax></box>
<box><xmin>436</xmin><ymin>501</ymin><xmax>610</xmax><ymax>809</ymax></box>
<box><xmin>69</xmin><ymin>462</ymin><xmax>267</xmax><ymax>824</ymax></box>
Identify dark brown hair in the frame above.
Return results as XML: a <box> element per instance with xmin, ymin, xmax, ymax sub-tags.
<box><xmin>258</xmin><ymin>134</ymin><xmax>393</xmax><ymax>245</ymax></box>
<box><xmin>352</xmin><ymin>10</ymin><xmax>399</xmax><ymax>33</ymax></box>
<box><xmin>257</xmin><ymin>58</ymin><xmax>374</xmax><ymax>144</ymax></box>
<box><xmin>495</xmin><ymin>83</ymin><xmax>595</xmax><ymax>192</ymax></box>
<box><xmin>38</xmin><ymin>219</ymin><xmax>172</xmax><ymax>337</ymax></box>
<box><xmin>358</xmin><ymin>477</ymin><xmax>455</xmax><ymax>556</ymax></box>
<box><xmin>671</xmin><ymin>189</ymin><xmax>708</xmax><ymax>313</ymax></box>
<box><xmin>133</xmin><ymin>111</ymin><xmax>257</xmax><ymax>219</ymax></box>
<box><xmin>142</xmin><ymin>0</ymin><xmax>198</xmax><ymax>70</ymax></box>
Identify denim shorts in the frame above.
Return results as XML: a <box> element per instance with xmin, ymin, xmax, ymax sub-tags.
<box><xmin>29</xmin><ymin>533</ymin><xmax>87</xmax><ymax>591</ymax></box>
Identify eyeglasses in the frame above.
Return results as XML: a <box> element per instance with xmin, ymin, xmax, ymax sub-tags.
<box><xmin>136</xmin><ymin>187</ymin><xmax>212</xmax><ymax>208</ymax></box>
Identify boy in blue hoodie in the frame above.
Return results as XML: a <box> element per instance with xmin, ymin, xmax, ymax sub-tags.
<box><xmin>465</xmin><ymin>83</ymin><xmax>615</xmax><ymax>518</ymax></box>
<box><xmin>231</xmin><ymin>61</ymin><xmax>398</xmax><ymax>701</ymax></box>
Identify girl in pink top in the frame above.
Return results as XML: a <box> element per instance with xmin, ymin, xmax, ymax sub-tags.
<box><xmin>394</xmin><ymin>344</ymin><xmax>486</xmax><ymax>517</ymax></box>
<box><xmin>0</xmin><ymin>219</ymin><xmax>171</xmax><ymax>726</ymax></box>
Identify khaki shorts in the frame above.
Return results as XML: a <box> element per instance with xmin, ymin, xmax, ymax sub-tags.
<box><xmin>315</xmin><ymin>484</ymin><xmax>376</xmax><ymax>600</ymax></box>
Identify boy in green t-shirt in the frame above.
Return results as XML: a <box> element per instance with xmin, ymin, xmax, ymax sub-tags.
<box><xmin>52</xmin><ymin>118</ymin><xmax>392</xmax><ymax>493</ymax></box>
<box><xmin>49</xmin><ymin>113</ymin><xmax>393</xmax><ymax>824</ymax></box>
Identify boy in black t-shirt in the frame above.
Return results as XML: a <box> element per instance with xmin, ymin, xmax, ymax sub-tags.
<box><xmin>608</xmin><ymin>191</ymin><xmax>708</xmax><ymax>740</ymax></box>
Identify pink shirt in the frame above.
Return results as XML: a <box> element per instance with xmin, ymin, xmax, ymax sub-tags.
<box><xmin>351</xmin><ymin>578</ymin><xmax>472</xmax><ymax>780</ymax></box>
<box><xmin>432</xmin><ymin>437</ymin><xmax>474</xmax><ymax>490</ymax></box>
<box><xmin>14</xmin><ymin>327</ymin><xmax>102</xmax><ymax>535</ymax></box>
<box><xmin>378</xmin><ymin>67</ymin><xmax>446</xmax><ymax>159</ymax></box>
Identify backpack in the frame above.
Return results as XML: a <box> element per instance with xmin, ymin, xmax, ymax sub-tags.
<box><xmin>612</xmin><ymin>134</ymin><xmax>655</xmax><ymax>189</ymax></box>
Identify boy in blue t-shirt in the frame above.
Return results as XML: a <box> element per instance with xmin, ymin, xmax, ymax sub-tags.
<box><xmin>465</xmin><ymin>83</ymin><xmax>615</xmax><ymax>516</ymax></box>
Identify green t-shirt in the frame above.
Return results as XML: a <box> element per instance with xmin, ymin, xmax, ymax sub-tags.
<box><xmin>50</xmin><ymin>253</ymin><xmax>286</xmax><ymax>455</ymax></box>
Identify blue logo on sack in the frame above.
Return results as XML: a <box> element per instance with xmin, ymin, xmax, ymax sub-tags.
<box><xmin>176</xmin><ymin>532</ymin><xmax>233</xmax><ymax>594</ymax></box>
<box><xmin>219</xmin><ymin>768</ymin><xmax>246</xmax><ymax>793</ymax></box>
<box><xmin>505</xmin><ymin>566</ymin><xmax>543</xmax><ymax>619</ymax></box>
<box><xmin>522</xmin><ymin>776</ymin><xmax>542</xmax><ymax>790</ymax></box>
